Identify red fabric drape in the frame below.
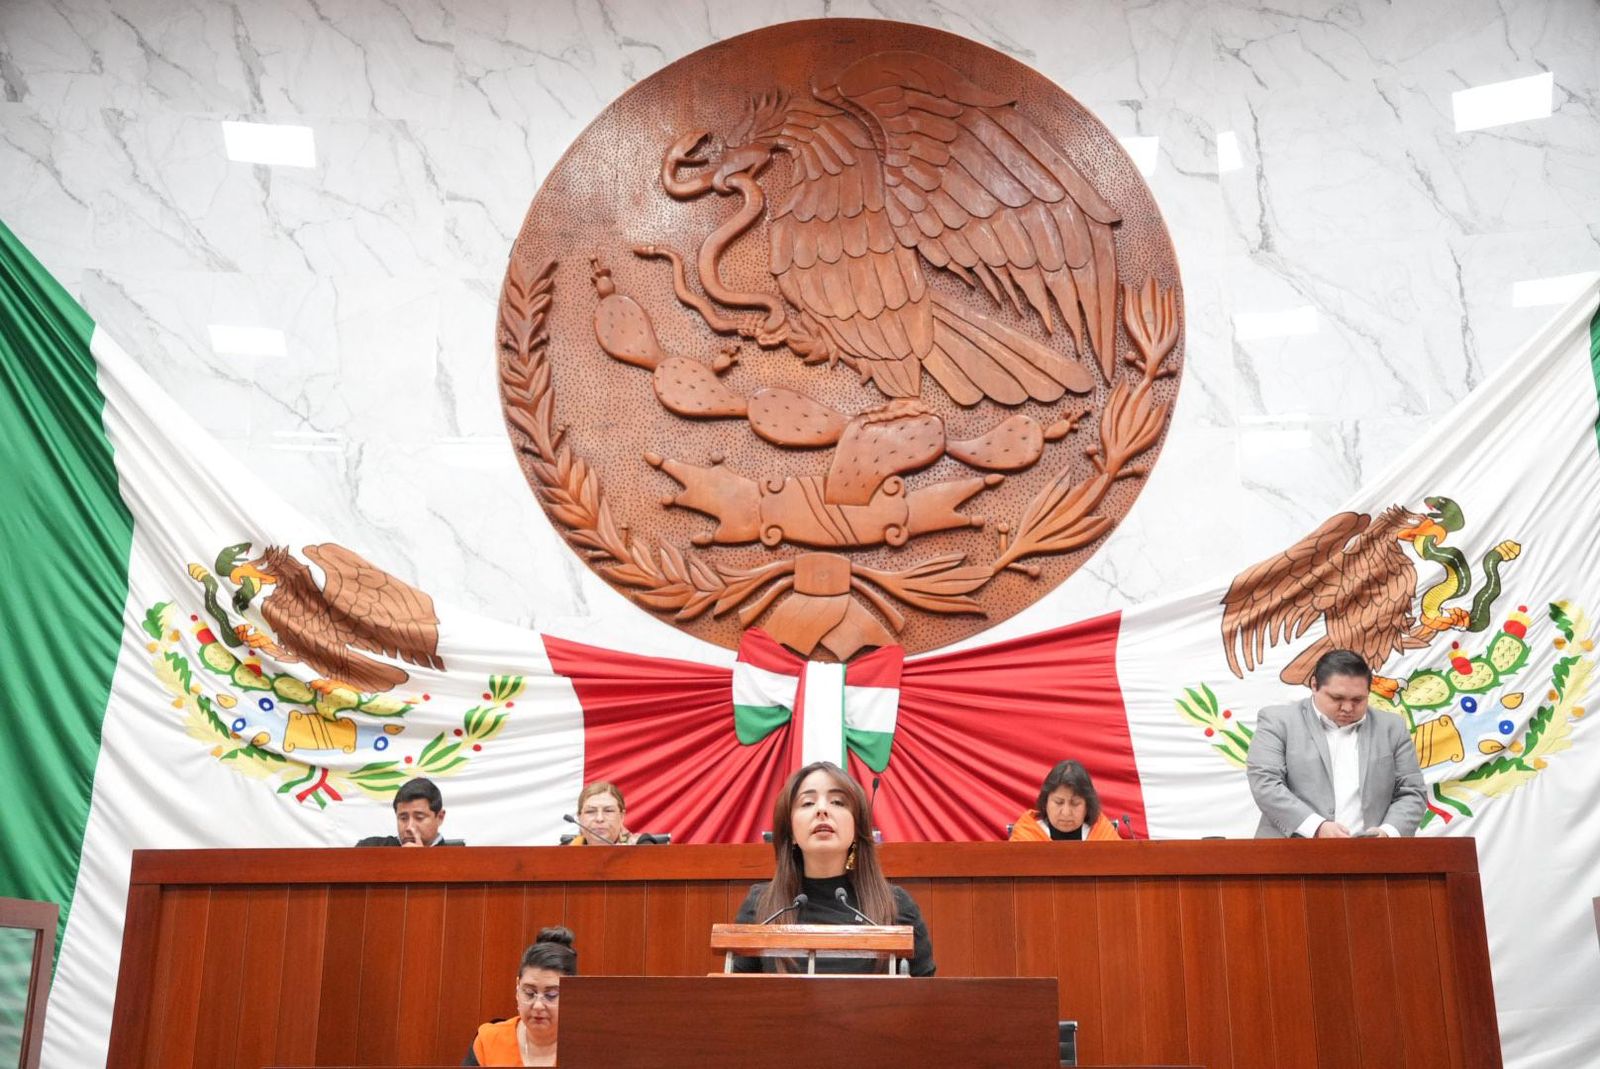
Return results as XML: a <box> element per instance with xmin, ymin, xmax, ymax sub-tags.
<box><xmin>543</xmin><ymin>635</ymin><xmax>786</xmax><ymax>843</ymax></box>
<box><xmin>542</xmin><ymin>611</ymin><xmax>1146</xmax><ymax>844</ymax></box>
<box><xmin>855</xmin><ymin>611</ymin><xmax>1146</xmax><ymax>841</ymax></box>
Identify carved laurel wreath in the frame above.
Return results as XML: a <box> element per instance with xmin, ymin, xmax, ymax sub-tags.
<box><xmin>499</xmin><ymin>257</ymin><xmax>1178</xmax><ymax>636</ymax></box>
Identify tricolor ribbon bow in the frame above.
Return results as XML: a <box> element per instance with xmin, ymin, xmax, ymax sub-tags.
<box><xmin>731</xmin><ymin>628</ymin><xmax>904</xmax><ymax>773</ymax></box>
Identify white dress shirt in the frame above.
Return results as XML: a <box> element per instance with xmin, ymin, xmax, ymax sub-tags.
<box><xmin>1294</xmin><ymin>710</ymin><xmax>1397</xmax><ymax>838</ymax></box>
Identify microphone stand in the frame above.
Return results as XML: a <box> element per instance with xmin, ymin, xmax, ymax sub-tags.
<box><xmin>756</xmin><ymin>893</ymin><xmax>809</xmax><ymax>925</ymax></box>
<box><xmin>563</xmin><ymin>813</ymin><xmax>616</xmax><ymax>845</ymax></box>
<box><xmin>832</xmin><ymin>886</ymin><xmax>875</xmax><ymax>925</ymax></box>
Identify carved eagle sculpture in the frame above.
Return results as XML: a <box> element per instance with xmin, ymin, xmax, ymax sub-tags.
<box><xmin>228</xmin><ymin>543</ymin><xmax>444</xmax><ymax>695</ymax></box>
<box><xmin>1220</xmin><ymin>503</ymin><xmax>1455</xmax><ymax>688</ymax></box>
<box><xmin>691</xmin><ymin>50</ymin><xmax>1123</xmax><ymax>407</ymax></box>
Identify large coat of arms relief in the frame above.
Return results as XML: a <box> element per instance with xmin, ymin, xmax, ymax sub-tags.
<box><xmin>499</xmin><ymin>20</ymin><xmax>1186</xmax><ymax>659</ymax></box>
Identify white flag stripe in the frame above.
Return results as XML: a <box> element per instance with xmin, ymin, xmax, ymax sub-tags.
<box><xmin>800</xmin><ymin>662</ymin><xmax>846</xmax><ymax>767</ymax></box>
<box><xmin>843</xmin><ymin>685</ymin><xmax>899</xmax><ymax>735</ymax></box>
<box><xmin>732</xmin><ymin>661</ymin><xmax>800</xmax><ymax>710</ymax></box>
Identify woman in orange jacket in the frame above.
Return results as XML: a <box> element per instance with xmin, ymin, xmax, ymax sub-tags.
<box><xmin>465</xmin><ymin>927</ymin><xmax>577</xmax><ymax>1066</ymax></box>
<box><xmin>1009</xmin><ymin>759</ymin><xmax>1121</xmax><ymax>841</ymax></box>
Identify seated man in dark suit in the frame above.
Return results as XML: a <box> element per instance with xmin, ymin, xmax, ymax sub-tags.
<box><xmin>1246</xmin><ymin>649</ymin><xmax>1426</xmax><ymax>838</ymax></box>
<box><xmin>354</xmin><ymin>776</ymin><xmax>461</xmax><ymax>846</ymax></box>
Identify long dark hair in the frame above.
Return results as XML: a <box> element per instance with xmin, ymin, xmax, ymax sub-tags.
<box><xmin>1035</xmin><ymin>759</ymin><xmax>1102</xmax><ymax>828</ymax></box>
<box><xmin>753</xmin><ymin>762</ymin><xmax>895</xmax><ymax>928</ymax></box>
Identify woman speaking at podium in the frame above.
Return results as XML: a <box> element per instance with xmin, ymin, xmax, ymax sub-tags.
<box><xmin>733</xmin><ymin>762</ymin><xmax>936</xmax><ymax>975</ymax></box>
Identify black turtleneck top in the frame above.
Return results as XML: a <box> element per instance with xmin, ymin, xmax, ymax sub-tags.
<box><xmin>732</xmin><ymin>873</ymin><xmax>936</xmax><ymax>975</ymax></box>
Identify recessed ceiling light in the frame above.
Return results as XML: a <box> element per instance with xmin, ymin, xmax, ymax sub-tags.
<box><xmin>208</xmin><ymin>324</ymin><xmax>287</xmax><ymax>357</ymax></box>
<box><xmin>1233</xmin><ymin>306</ymin><xmax>1319</xmax><ymax>341</ymax></box>
<box><xmin>1216</xmin><ymin>131</ymin><xmax>1242</xmax><ymax>173</ymax></box>
<box><xmin>221</xmin><ymin>120</ymin><xmax>317</xmax><ymax>168</ymax></box>
<box><xmin>1511</xmin><ymin>271</ymin><xmax>1599</xmax><ymax>307</ymax></box>
<box><xmin>1118</xmin><ymin>136</ymin><xmax>1160</xmax><ymax>177</ymax></box>
<box><xmin>1452</xmin><ymin>72</ymin><xmax>1553</xmax><ymax>133</ymax></box>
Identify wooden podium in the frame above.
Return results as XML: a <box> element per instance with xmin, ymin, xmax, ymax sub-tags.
<box><xmin>107</xmin><ymin>840</ymin><xmax>1500</xmax><ymax>1068</ymax></box>
<box><xmin>710</xmin><ymin>921</ymin><xmax>914</xmax><ymax>974</ymax></box>
<box><xmin>558</xmin><ymin>975</ymin><xmax>1061</xmax><ymax>1067</ymax></box>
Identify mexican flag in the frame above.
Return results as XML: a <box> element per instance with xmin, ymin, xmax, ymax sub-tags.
<box><xmin>3</xmin><ymin>222</ymin><xmax>586</xmax><ymax>1066</ymax></box>
<box><xmin>5</xmin><ymin>214</ymin><xmax>1600</xmax><ymax>1068</ymax></box>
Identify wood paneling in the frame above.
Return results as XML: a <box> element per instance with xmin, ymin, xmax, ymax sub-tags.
<box><xmin>145</xmin><ymin>887</ymin><xmax>209</xmax><ymax>1067</ymax></box>
<box><xmin>1215</xmin><ymin>879</ymin><xmax>1274</xmax><ymax>1069</ymax></box>
<box><xmin>431</xmin><ymin>883</ymin><xmax>486</xmax><ymax>1066</ymax></box>
<box><xmin>190</xmin><ymin>886</ymin><xmax>248</xmax><ymax>1069</ymax></box>
<box><xmin>475</xmin><ymin>881</ymin><xmax>524</xmax><ymax>1026</ymax></box>
<box><xmin>230</xmin><ymin>886</ymin><xmax>288</xmax><ymax>1069</ymax></box>
<box><xmin>353</xmin><ymin>886</ymin><xmax>406</xmax><ymax>1064</ymax></box>
<box><xmin>396</xmin><ymin>885</ymin><xmax>447</xmax><ymax>1064</ymax></box>
<box><xmin>107</xmin><ymin>840</ymin><xmax>1500</xmax><ymax>1069</ymax></box>
<box><xmin>313</xmin><ymin>885</ymin><xmax>366</xmax><ymax>1066</ymax></box>
<box><xmin>1135</xmin><ymin>878</ymin><xmax>1188</xmax><ymax>1062</ymax></box>
<box><xmin>1259</xmin><ymin>878</ymin><xmax>1319</xmax><ymax>1068</ymax></box>
<box><xmin>1444</xmin><ymin>872</ymin><xmax>1501</xmax><ymax>1069</ymax></box>
<box><xmin>559</xmin><ymin>976</ymin><xmax>1061</xmax><ymax>1068</ymax></box>
<box><xmin>272</xmin><ymin>884</ymin><xmax>327</xmax><ymax>1065</ymax></box>
<box><xmin>1346</xmin><ymin>877</ymin><xmax>1408</xmax><ymax>1069</ymax></box>
<box><xmin>1178</xmin><ymin>880</ymin><xmax>1233</xmax><ymax>1069</ymax></box>
<box><xmin>106</xmin><ymin>881</ymin><xmax>158</xmax><ymax>1066</ymax></box>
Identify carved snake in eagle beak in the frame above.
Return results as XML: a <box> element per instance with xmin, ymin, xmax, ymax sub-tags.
<box><xmin>657</xmin><ymin>130</ymin><xmax>786</xmax><ymax>335</ymax></box>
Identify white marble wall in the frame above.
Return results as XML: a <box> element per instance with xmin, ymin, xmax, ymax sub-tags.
<box><xmin>2</xmin><ymin>0</ymin><xmax>1597</xmax><ymax>650</ymax></box>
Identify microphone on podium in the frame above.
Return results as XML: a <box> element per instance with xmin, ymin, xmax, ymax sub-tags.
<box><xmin>1118</xmin><ymin>814</ymin><xmax>1137</xmax><ymax>840</ymax></box>
<box><xmin>563</xmin><ymin>812</ymin><xmax>615</xmax><ymax>845</ymax></box>
<box><xmin>868</xmin><ymin>775</ymin><xmax>883</xmax><ymax>843</ymax></box>
<box><xmin>757</xmin><ymin>893</ymin><xmax>808</xmax><ymax>925</ymax></box>
<box><xmin>833</xmin><ymin>886</ymin><xmax>874</xmax><ymax>925</ymax></box>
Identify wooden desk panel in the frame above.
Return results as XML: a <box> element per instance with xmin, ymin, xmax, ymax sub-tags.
<box><xmin>559</xmin><ymin>976</ymin><xmax>1059</xmax><ymax>1068</ymax></box>
<box><xmin>108</xmin><ymin>840</ymin><xmax>1500</xmax><ymax>1069</ymax></box>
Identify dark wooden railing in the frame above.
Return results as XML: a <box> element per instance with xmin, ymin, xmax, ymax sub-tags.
<box><xmin>107</xmin><ymin>839</ymin><xmax>1499</xmax><ymax>1068</ymax></box>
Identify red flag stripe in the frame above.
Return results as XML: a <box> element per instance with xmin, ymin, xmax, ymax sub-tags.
<box><xmin>544</xmin><ymin>610</ymin><xmax>1146</xmax><ymax>844</ymax></box>
<box><xmin>735</xmin><ymin>627</ymin><xmax>803</xmax><ymax>676</ymax></box>
<box><xmin>843</xmin><ymin>644</ymin><xmax>904</xmax><ymax>689</ymax></box>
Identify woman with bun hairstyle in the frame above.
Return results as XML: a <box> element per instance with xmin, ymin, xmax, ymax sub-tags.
<box><xmin>464</xmin><ymin>926</ymin><xmax>577</xmax><ymax>1066</ymax></box>
<box><xmin>1008</xmin><ymin>759</ymin><xmax>1120</xmax><ymax>842</ymax></box>
<box><xmin>732</xmin><ymin>761</ymin><xmax>935</xmax><ymax>975</ymax></box>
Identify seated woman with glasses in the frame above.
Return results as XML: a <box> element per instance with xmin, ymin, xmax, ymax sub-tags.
<box><xmin>566</xmin><ymin>781</ymin><xmax>634</xmax><ymax>845</ymax></box>
<box><xmin>464</xmin><ymin>926</ymin><xmax>577</xmax><ymax>1066</ymax></box>
<box><xmin>732</xmin><ymin>761</ymin><xmax>935</xmax><ymax>975</ymax></box>
<box><xmin>1009</xmin><ymin>759</ymin><xmax>1120</xmax><ymax>841</ymax></box>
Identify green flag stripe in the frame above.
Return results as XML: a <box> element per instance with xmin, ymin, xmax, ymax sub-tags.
<box><xmin>0</xmin><ymin>221</ymin><xmax>134</xmax><ymax>948</ymax></box>
<box><xmin>733</xmin><ymin>702</ymin><xmax>791</xmax><ymax>745</ymax></box>
<box><xmin>844</xmin><ymin>727</ymin><xmax>893</xmax><ymax>773</ymax></box>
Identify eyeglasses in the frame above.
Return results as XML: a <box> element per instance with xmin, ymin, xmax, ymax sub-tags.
<box><xmin>517</xmin><ymin>987</ymin><xmax>560</xmax><ymax>1004</ymax></box>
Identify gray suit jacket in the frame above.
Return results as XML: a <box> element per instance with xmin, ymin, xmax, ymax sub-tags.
<box><xmin>1245</xmin><ymin>697</ymin><xmax>1426</xmax><ymax>838</ymax></box>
